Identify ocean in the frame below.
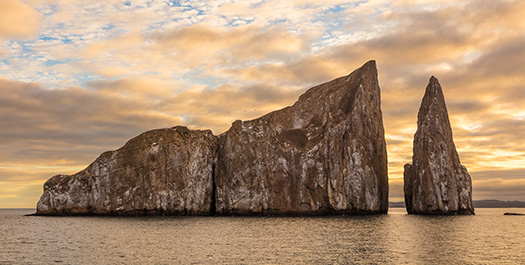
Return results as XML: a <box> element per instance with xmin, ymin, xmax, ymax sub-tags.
<box><xmin>1</xmin><ymin>208</ymin><xmax>523</xmax><ymax>264</ymax></box>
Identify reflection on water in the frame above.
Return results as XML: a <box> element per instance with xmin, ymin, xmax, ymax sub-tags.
<box><xmin>0</xmin><ymin>208</ymin><xmax>523</xmax><ymax>264</ymax></box>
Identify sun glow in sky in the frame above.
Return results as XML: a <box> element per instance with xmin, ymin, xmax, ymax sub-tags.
<box><xmin>1</xmin><ymin>0</ymin><xmax>524</xmax><ymax>208</ymax></box>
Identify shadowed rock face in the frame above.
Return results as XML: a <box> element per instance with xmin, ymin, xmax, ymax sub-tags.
<box><xmin>216</xmin><ymin>60</ymin><xmax>388</xmax><ymax>215</ymax></box>
<box><xmin>37</xmin><ymin>126</ymin><xmax>218</xmax><ymax>215</ymax></box>
<box><xmin>404</xmin><ymin>77</ymin><xmax>474</xmax><ymax>215</ymax></box>
<box><xmin>36</xmin><ymin>60</ymin><xmax>389</xmax><ymax>216</ymax></box>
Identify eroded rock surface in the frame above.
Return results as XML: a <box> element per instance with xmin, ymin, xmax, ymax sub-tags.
<box><xmin>404</xmin><ymin>76</ymin><xmax>474</xmax><ymax>215</ymax></box>
<box><xmin>37</xmin><ymin>126</ymin><xmax>218</xmax><ymax>215</ymax></box>
<box><xmin>215</xmin><ymin>60</ymin><xmax>389</xmax><ymax>215</ymax></box>
<box><xmin>36</xmin><ymin>60</ymin><xmax>389</xmax><ymax>216</ymax></box>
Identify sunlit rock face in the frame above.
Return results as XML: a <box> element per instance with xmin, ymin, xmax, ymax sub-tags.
<box><xmin>404</xmin><ymin>77</ymin><xmax>474</xmax><ymax>215</ymax></box>
<box><xmin>215</xmin><ymin>60</ymin><xmax>389</xmax><ymax>215</ymax></box>
<box><xmin>36</xmin><ymin>60</ymin><xmax>389</xmax><ymax>216</ymax></box>
<box><xmin>36</xmin><ymin>127</ymin><xmax>218</xmax><ymax>215</ymax></box>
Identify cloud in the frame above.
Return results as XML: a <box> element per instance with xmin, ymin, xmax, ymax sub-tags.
<box><xmin>0</xmin><ymin>181</ymin><xmax>43</xmax><ymax>208</ymax></box>
<box><xmin>152</xmin><ymin>23</ymin><xmax>308</xmax><ymax>61</ymax></box>
<box><xmin>86</xmin><ymin>75</ymin><xmax>183</xmax><ymax>99</ymax></box>
<box><xmin>156</xmin><ymin>82</ymin><xmax>304</xmax><ymax>133</ymax></box>
<box><xmin>473</xmin><ymin>178</ymin><xmax>525</xmax><ymax>201</ymax></box>
<box><xmin>2</xmin><ymin>0</ymin><xmax>525</xmax><ymax>207</ymax></box>
<box><xmin>0</xmin><ymin>0</ymin><xmax>41</xmax><ymax>56</ymax></box>
<box><xmin>0</xmin><ymin>73</ymin><xmax>304</xmax><ymax>173</ymax></box>
<box><xmin>471</xmin><ymin>168</ymin><xmax>525</xmax><ymax>181</ymax></box>
<box><xmin>389</xmin><ymin>179</ymin><xmax>404</xmax><ymax>202</ymax></box>
<box><xmin>0</xmin><ymin>0</ymin><xmax>41</xmax><ymax>39</ymax></box>
<box><xmin>0</xmin><ymin>77</ymin><xmax>183</xmax><ymax>165</ymax></box>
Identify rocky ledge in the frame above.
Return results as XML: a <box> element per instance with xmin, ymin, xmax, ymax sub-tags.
<box><xmin>404</xmin><ymin>76</ymin><xmax>474</xmax><ymax>215</ymax></box>
<box><xmin>37</xmin><ymin>127</ymin><xmax>218</xmax><ymax>215</ymax></box>
<box><xmin>36</xmin><ymin>60</ymin><xmax>389</xmax><ymax>216</ymax></box>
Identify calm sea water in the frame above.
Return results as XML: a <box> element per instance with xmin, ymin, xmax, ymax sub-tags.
<box><xmin>1</xmin><ymin>208</ymin><xmax>523</xmax><ymax>264</ymax></box>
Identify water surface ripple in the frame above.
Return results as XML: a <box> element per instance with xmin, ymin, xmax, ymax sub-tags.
<box><xmin>1</xmin><ymin>208</ymin><xmax>523</xmax><ymax>264</ymax></box>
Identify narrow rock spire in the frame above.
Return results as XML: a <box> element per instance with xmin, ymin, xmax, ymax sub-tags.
<box><xmin>404</xmin><ymin>76</ymin><xmax>474</xmax><ymax>215</ymax></box>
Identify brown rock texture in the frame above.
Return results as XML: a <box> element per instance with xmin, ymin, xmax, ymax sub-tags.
<box><xmin>215</xmin><ymin>60</ymin><xmax>389</xmax><ymax>215</ymax></box>
<box><xmin>36</xmin><ymin>126</ymin><xmax>218</xmax><ymax>215</ymax></box>
<box><xmin>404</xmin><ymin>76</ymin><xmax>474</xmax><ymax>215</ymax></box>
<box><xmin>36</xmin><ymin>60</ymin><xmax>389</xmax><ymax>216</ymax></box>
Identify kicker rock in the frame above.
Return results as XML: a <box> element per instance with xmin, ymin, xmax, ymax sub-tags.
<box><xmin>36</xmin><ymin>126</ymin><xmax>218</xmax><ymax>215</ymax></box>
<box><xmin>215</xmin><ymin>60</ymin><xmax>389</xmax><ymax>215</ymax></box>
<box><xmin>404</xmin><ymin>77</ymin><xmax>474</xmax><ymax>215</ymax></box>
<box><xmin>36</xmin><ymin>60</ymin><xmax>389</xmax><ymax>216</ymax></box>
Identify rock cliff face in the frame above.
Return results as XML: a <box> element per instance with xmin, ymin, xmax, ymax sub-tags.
<box><xmin>215</xmin><ymin>60</ymin><xmax>388</xmax><ymax>215</ymax></box>
<box><xmin>404</xmin><ymin>76</ymin><xmax>474</xmax><ymax>215</ymax></box>
<box><xmin>37</xmin><ymin>126</ymin><xmax>218</xmax><ymax>215</ymax></box>
<box><xmin>36</xmin><ymin>60</ymin><xmax>389</xmax><ymax>216</ymax></box>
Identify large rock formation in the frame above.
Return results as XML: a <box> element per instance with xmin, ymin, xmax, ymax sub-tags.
<box><xmin>37</xmin><ymin>126</ymin><xmax>218</xmax><ymax>215</ymax></box>
<box><xmin>36</xmin><ymin>60</ymin><xmax>389</xmax><ymax>216</ymax></box>
<box><xmin>404</xmin><ymin>76</ymin><xmax>474</xmax><ymax>215</ymax></box>
<box><xmin>215</xmin><ymin>60</ymin><xmax>388</xmax><ymax>215</ymax></box>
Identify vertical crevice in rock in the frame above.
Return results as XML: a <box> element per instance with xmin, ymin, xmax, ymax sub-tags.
<box><xmin>210</xmin><ymin>142</ymin><xmax>220</xmax><ymax>216</ymax></box>
<box><xmin>210</xmin><ymin>161</ymin><xmax>217</xmax><ymax>216</ymax></box>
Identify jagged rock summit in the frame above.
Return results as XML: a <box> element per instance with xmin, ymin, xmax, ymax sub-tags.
<box><xmin>216</xmin><ymin>60</ymin><xmax>388</xmax><ymax>215</ymax></box>
<box><xmin>36</xmin><ymin>60</ymin><xmax>389</xmax><ymax>216</ymax></box>
<box><xmin>404</xmin><ymin>76</ymin><xmax>474</xmax><ymax>215</ymax></box>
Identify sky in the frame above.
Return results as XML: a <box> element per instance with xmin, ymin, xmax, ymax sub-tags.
<box><xmin>1</xmin><ymin>0</ymin><xmax>524</xmax><ymax>208</ymax></box>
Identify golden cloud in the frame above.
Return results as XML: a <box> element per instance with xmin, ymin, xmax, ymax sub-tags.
<box><xmin>151</xmin><ymin>24</ymin><xmax>308</xmax><ymax>62</ymax></box>
<box><xmin>2</xmin><ymin>0</ymin><xmax>525</xmax><ymax>207</ymax></box>
<box><xmin>0</xmin><ymin>0</ymin><xmax>41</xmax><ymax>39</ymax></box>
<box><xmin>80</xmin><ymin>24</ymin><xmax>310</xmax><ymax>83</ymax></box>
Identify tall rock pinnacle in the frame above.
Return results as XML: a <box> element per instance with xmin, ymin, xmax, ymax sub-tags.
<box><xmin>404</xmin><ymin>76</ymin><xmax>474</xmax><ymax>215</ymax></box>
<box><xmin>216</xmin><ymin>60</ymin><xmax>388</xmax><ymax>214</ymax></box>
